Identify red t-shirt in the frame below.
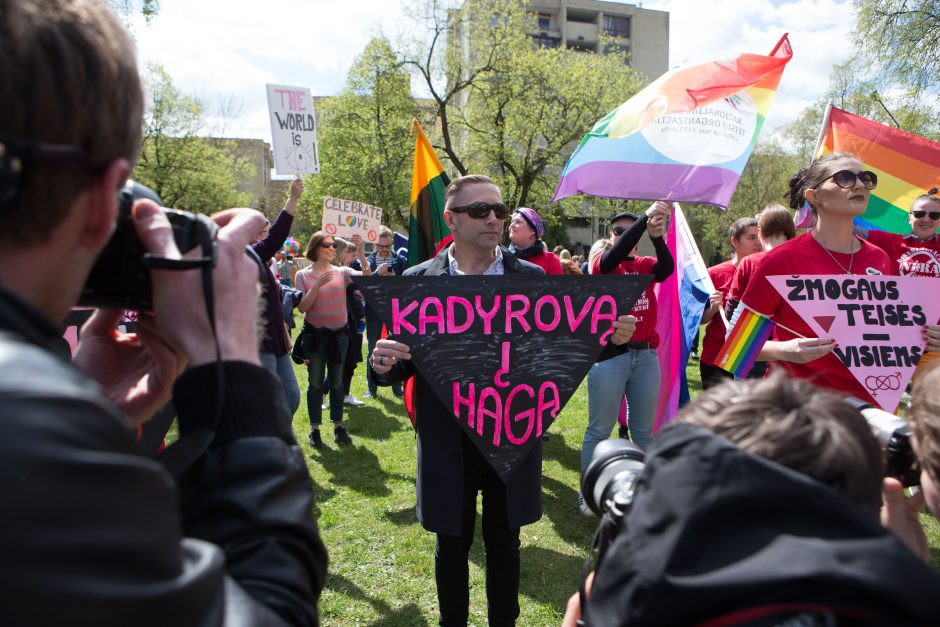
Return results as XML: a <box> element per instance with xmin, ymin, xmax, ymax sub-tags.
<box><xmin>867</xmin><ymin>230</ymin><xmax>940</xmax><ymax>277</ymax></box>
<box><xmin>740</xmin><ymin>232</ymin><xmax>894</xmax><ymax>404</ymax></box>
<box><xmin>701</xmin><ymin>260</ymin><xmax>736</xmax><ymax>366</ymax></box>
<box><xmin>728</xmin><ymin>251</ymin><xmax>767</xmax><ymax>307</ymax></box>
<box><xmin>592</xmin><ymin>255</ymin><xmax>659</xmax><ymax>347</ymax></box>
<box><xmin>525</xmin><ymin>249</ymin><xmax>564</xmax><ymax>275</ymax></box>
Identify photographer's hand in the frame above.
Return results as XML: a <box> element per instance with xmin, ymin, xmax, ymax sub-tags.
<box><xmin>562</xmin><ymin>572</ymin><xmax>593</xmax><ymax>627</ymax></box>
<box><xmin>881</xmin><ymin>477</ymin><xmax>929</xmax><ymax>562</ymax></box>
<box><xmin>132</xmin><ymin>201</ymin><xmax>267</xmax><ymax>367</ymax></box>
<box><xmin>74</xmin><ymin>309</ymin><xmax>187</xmax><ymax>425</ymax></box>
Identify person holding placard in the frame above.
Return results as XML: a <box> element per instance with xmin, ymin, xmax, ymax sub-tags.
<box><xmin>294</xmin><ymin>232</ymin><xmax>371</xmax><ymax>449</ymax></box>
<box><xmin>368</xmin><ymin>174</ymin><xmax>639</xmax><ymax>627</ymax></box>
<box><xmin>736</xmin><ymin>153</ymin><xmax>940</xmax><ymax>403</ymax></box>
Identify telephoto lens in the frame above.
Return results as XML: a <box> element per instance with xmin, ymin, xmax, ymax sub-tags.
<box><xmin>581</xmin><ymin>439</ymin><xmax>646</xmax><ymax>518</ymax></box>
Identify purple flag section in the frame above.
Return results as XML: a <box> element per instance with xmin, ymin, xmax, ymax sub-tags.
<box><xmin>653</xmin><ymin>205</ymin><xmax>713</xmax><ymax>432</ymax></box>
<box><xmin>554</xmin><ymin>161</ymin><xmax>742</xmax><ymax>209</ymax></box>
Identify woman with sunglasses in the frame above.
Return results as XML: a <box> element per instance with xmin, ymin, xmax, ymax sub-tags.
<box><xmin>294</xmin><ymin>231</ymin><xmax>371</xmax><ymax>450</ymax></box>
<box><xmin>860</xmin><ymin>189</ymin><xmax>940</xmax><ymax>277</ymax></box>
<box><xmin>737</xmin><ymin>152</ymin><xmax>940</xmax><ymax>404</ymax></box>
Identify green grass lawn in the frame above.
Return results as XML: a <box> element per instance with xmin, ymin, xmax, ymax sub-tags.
<box><xmin>291</xmin><ymin>345</ymin><xmax>940</xmax><ymax>625</ymax></box>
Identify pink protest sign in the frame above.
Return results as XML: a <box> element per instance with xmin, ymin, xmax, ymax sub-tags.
<box><xmin>767</xmin><ymin>275</ymin><xmax>940</xmax><ymax>412</ymax></box>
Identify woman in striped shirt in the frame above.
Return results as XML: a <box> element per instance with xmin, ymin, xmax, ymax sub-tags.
<box><xmin>294</xmin><ymin>231</ymin><xmax>371</xmax><ymax>450</ymax></box>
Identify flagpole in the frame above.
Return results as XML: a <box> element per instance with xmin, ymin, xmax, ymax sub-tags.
<box><xmin>812</xmin><ymin>99</ymin><xmax>833</xmax><ymax>161</ymax></box>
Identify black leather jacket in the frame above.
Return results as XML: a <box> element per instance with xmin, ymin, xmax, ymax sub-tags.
<box><xmin>0</xmin><ymin>287</ymin><xmax>327</xmax><ymax>627</ymax></box>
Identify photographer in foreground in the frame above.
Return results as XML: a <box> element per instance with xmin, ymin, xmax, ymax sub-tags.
<box><xmin>564</xmin><ymin>374</ymin><xmax>940</xmax><ymax>626</ymax></box>
<box><xmin>0</xmin><ymin>1</ymin><xmax>326</xmax><ymax>625</ymax></box>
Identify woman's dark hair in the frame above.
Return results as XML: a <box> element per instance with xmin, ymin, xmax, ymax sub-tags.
<box><xmin>304</xmin><ymin>230</ymin><xmax>332</xmax><ymax>262</ymax></box>
<box><xmin>758</xmin><ymin>204</ymin><xmax>796</xmax><ymax>241</ymax></box>
<box><xmin>785</xmin><ymin>151</ymin><xmax>859</xmax><ymax>210</ymax></box>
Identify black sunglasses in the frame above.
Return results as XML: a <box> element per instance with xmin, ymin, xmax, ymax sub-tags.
<box><xmin>611</xmin><ymin>226</ymin><xmax>628</xmax><ymax>236</ymax></box>
<box><xmin>814</xmin><ymin>169</ymin><xmax>878</xmax><ymax>191</ymax></box>
<box><xmin>912</xmin><ymin>210</ymin><xmax>940</xmax><ymax>220</ymax></box>
<box><xmin>448</xmin><ymin>202</ymin><xmax>509</xmax><ymax>220</ymax></box>
<box><xmin>319</xmin><ymin>242</ymin><xmax>337</xmax><ymax>248</ymax></box>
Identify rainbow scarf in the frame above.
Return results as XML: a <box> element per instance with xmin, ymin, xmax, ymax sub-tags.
<box><xmin>815</xmin><ymin>106</ymin><xmax>940</xmax><ymax>234</ymax></box>
<box><xmin>716</xmin><ymin>306</ymin><xmax>775</xmax><ymax>378</ymax></box>
<box><xmin>553</xmin><ymin>35</ymin><xmax>792</xmax><ymax>208</ymax></box>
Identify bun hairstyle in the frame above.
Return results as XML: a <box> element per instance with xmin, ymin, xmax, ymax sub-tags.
<box><xmin>785</xmin><ymin>151</ymin><xmax>859</xmax><ymax>210</ymax></box>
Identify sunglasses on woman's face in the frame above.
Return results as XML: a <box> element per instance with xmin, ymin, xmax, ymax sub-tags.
<box><xmin>448</xmin><ymin>202</ymin><xmax>509</xmax><ymax>220</ymax></box>
<box><xmin>912</xmin><ymin>210</ymin><xmax>940</xmax><ymax>220</ymax></box>
<box><xmin>320</xmin><ymin>242</ymin><xmax>337</xmax><ymax>249</ymax></box>
<box><xmin>814</xmin><ymin>169</ymin><xmax>878</xmax><ymax>190</ymax></box>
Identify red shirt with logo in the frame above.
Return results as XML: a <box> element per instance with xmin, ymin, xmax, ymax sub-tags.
<box><xmin>867</xmin><ymin>230</ymin><xmax>940</xmax><ymax>277</ymax></box>
<box><xmin>592</xmin><ymin>255</ymin><xmax>659</xmax><ymax>347</ymax></box>
<box><xmin>701</xmin><ymin>260</ymin><xmax>736</xmax><ymax>366</ymax></box>
<box><xmin>740</xmin><ymin>232</ymin><xmax>894</xmax><ymax>404</ymax></box>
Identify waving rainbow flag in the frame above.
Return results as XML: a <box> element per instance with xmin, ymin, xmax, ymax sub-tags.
<box><xmin>814</xmin><ymin>106</ymin><xmax>940</xmax><ymax>234</ymax></box>
<box><xmin>553</xmin><ymin>35</ymin><xmax>792</xmax><ymax>208</ymax></box>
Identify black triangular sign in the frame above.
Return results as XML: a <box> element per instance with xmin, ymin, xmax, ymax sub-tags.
<box><xmin>354</xmin><ymin>274</ymin><xmax>652</xmax><ymax>482</ymax></box>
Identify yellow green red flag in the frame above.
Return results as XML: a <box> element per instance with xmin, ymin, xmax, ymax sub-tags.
<box><xmin>408</xmin><ymin>119</ymin><xmax>451</xmax><ymax>268</ymax></box>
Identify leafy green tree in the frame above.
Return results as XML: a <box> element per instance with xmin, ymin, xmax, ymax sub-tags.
<box><xmin>133</xmin><ymin>64</ymin><xmax>254</xmax><ymax>214</ymax></box>
<box><xmin>110</xmin><ymin>0</ymin><xmax>160</xmax><ymax>23</ymax></box>
<box><xmin>853</xmin><ymin>0</ymin><xmax>940</xmax><ymax>93</ymax></box>
<box><xmin>301</xmin><ymin>38</ymin><xmax>418</xmax><ymax>231</ymax></box>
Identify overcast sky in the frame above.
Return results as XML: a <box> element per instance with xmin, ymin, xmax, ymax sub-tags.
<box><xmin>129</xmin><ymin>0</ymin><xmax>855</xmax><ymax>143</ymax></box>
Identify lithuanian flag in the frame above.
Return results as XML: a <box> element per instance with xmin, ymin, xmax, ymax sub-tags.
<box><xmin>815</xmin><ymin>106</ymin><xmax>940</xmax><ymax>234</ymax></box>
<box><xmin>407</xmin><ymin>119</ymin><xmax>452</xmax><ymax>268</ymax></box>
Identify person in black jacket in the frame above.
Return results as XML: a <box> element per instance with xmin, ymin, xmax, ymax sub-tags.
<box><xmin>564</xmin><ymin>374</ymin><xmax>940</xmax><ymax>626</ymax></box>
<box><xmin>0</xmin><ymin>2</ymin><xmax>327</xmax><ymax>625</ymax></box>
<box><xmin>369</xmin><ymin>174</ymin><xmax>638</xmax><ymax>627</ymax></box>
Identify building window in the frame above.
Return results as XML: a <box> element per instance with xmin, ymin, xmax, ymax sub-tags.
<box><xmin>533</xmin><ymin>35</ymin><xmax>559</xmax><ymax>49</ymax></box>
<box><xmin>603</xmin><ymin>15</ymin><xmax>630</xmax><ymax>38</ymax></box>
<box><xmin>537</xmin><ymin>12</ymin><xmax>551</xmax><ymax>30</ymax></box>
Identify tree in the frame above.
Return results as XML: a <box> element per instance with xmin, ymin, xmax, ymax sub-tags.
<box><xmin>109</xmin><ymin>0</ymin><xmax>160</xmax><ymax>23</ymax></box>
<box><xmin>301</xmin><ymin>38</ymin><xmax>418</xmax><ymax>231</ymax></box>
<box><xmin>853</xmin><ymin>0</ymin><xmax>940</xmax><ymax>94</ymax></box>
<box><xmin>133</xmin><ymin>64</ymin><xmax>254</xmax><ymax>214</ymax></box>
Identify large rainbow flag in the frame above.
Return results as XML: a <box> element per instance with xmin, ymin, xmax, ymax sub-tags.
<box><xmin>407</xmin><ymin>119</ymin><xmax>452</xmax><ymax>268</ymax></box>
<box><xmin>553</xmin><ymin>35</ymin><xmax>792</xmax><ymax>207</ymax></box>
<box><xmin>814</xmin><ymin>106</ymin><xmax>940</xmax><ymax>234</ymax></box>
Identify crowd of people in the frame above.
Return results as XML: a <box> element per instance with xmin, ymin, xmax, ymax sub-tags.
<box><xmin>3</xmin><ymin>1</ymin><xmax>940</xmax><ymax>626</ymax></box>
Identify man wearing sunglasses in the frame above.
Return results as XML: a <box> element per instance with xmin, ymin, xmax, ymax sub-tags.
<box><xmin>859</xmin><ymin>188</ymin><xmax>940</xmax><ymax>278</ymax></box>
<box><xmin>368</xmin><ymin>174</ymin><xmax>638</xmax><ymax>627</ymax></box>
<box><xmin>354</xmin><ymin>226</ymin><xmax>406</xmax><ymax>399</ymax></box>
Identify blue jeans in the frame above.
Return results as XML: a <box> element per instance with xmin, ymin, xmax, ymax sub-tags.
<box><xmin>260</xmin><ymin>352</ymin><xmax>301</xmax><ymax>417</ymax></box>
<box><xmin>581</xmin><ymin>348</ymin><xmax>660</xmax><ymax>476</ymax></box>
<box><xmin>306</xmin><ymin>333</ymin><xmax>349</xmax><ymax>427</ymax></box>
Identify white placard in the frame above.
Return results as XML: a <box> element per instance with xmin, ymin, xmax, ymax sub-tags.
<box><xmin>266</xmin><ymin>83</ymin><xmax>319</xmax><ymax>175</ymax></box>
<box><xmin>321</xmin><ymin>197</ymin><xmax>384</xmax><ymax>243</ymax></box>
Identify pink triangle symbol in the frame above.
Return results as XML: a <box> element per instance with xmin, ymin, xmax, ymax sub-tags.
<box><xmin>814</xmin><ymin>315</ymin><xmax>836</xmax><ymax>333</ymax></box>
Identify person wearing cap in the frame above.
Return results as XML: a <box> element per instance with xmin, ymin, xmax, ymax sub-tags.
<box><xmin>579</xmin><ymin>201</ymin><xmax>674</xmax><ymax>516</ymax></box>
<box><xmin>507</xmin><ymin>207</ymin><xmax>563</xmax><ymax>275</ymax></box>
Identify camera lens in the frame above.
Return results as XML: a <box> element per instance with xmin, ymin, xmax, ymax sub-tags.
<box><xmin>582</xmin><ymin>439</ymin><xmax>646</xmax><ymax>517</ymax></box>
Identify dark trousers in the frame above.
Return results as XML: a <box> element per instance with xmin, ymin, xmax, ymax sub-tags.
<box><xmin>365</xmin><ymin>311</ymin><xmax>402</xmax><ymax>395</ymax></box>
<box><xmin>435</xmin><ymin>435</ymin><xmax>520</xmax><ymax>627</ymax></box>
<box><xmin>306</xmin><ymin>332</ymin><xmax>349</xmax><ymax>426</ymax></box>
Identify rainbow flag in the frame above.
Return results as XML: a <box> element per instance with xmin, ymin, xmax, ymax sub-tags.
<box><xmin>815</xmin><ymin>106</ymin><xmax>940</xmax><ymax>234</ymax></box>
<box><xmin>716</xmin><ymin>306</ymin><xmax>775</xmax><ymax>378</ymax></box>
<box><xmin>553</xmin><ymin>35</ymin><xmax>792</xmax><ymax>208</ymax></box>
<box><xmin>408</xmin><ymin>119</ymin><xmax>452</xmax><ymax>268</ymax></box>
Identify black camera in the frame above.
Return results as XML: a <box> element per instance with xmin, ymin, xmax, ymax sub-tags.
<box><xmin>78</xmin><ymin>180</ymin><xmax>218</xmax><ymax>311</ymax></box>
<box><xmin>845</xmin><ymin>397</ymin><xmax>921</xmax><ymax>487</ymax></box>
<box><xmin>582</xmin><ymin>439</ymin><xmax>647</xmax><ymax>519</ymax></box>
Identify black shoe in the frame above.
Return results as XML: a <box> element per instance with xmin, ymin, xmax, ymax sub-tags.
<box><xmin>308</xmin><ymin>430</ymin><xmax>323</xmax><ymax>449</ymax></box>
<box><xmin>541</xmin><ymin>433</ymin><xmax>549</xmax><ymax>441</ymax></box>
<box><xmin>393</xmin><ymin>388</ymin><xmax>405</xmax><ymax>398</ymax></box>
<box><xmin>618</xmin><ymin>425</ymin><xmax>630</xmax><ymax>440</ymax></box>
<box><xmin>335</xmin><ymin>425</ymin><xmax>353</xmax><ymax>446</ymax></box>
